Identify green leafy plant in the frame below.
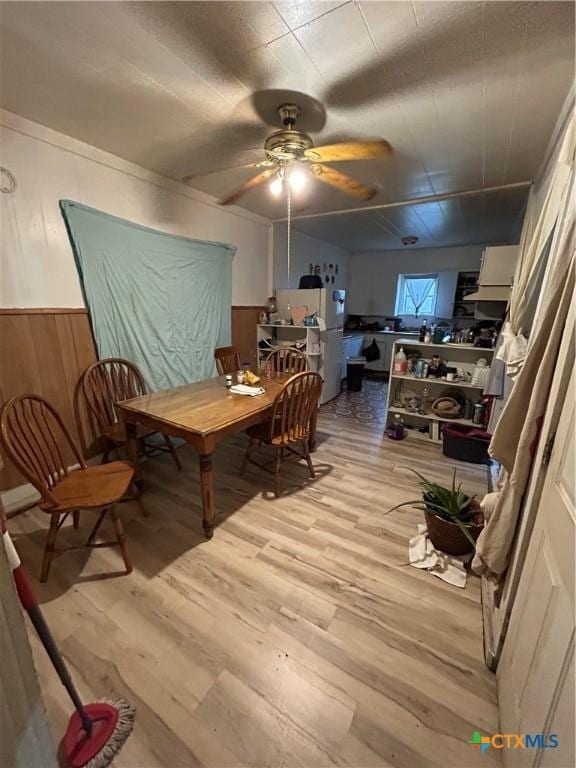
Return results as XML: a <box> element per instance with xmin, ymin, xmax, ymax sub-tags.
<box><xmin>386</xmin><ymin>467</ymin><xmax>480</xmax><ymax>549</ymax></box>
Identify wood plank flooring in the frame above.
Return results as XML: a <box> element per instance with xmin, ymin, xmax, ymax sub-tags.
<box><xmin>10</xmin><ymin>389</ymin><xmax>500</xmax><ymax>768</ymax></box>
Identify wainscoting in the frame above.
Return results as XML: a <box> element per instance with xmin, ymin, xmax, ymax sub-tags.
<box><xmin>0</xmin><ymin>306</ymin><xmax>264</xmax><ymax>493</ymax></box>
<box><xmin>231</xmin><ymin>306</ymin><xmax>265</xmax><ymax>369</ymax></box>
<box><xmin>0</xmin><ymin>309</ymin><xmax>97</xmax><ymax>491</ymax></box>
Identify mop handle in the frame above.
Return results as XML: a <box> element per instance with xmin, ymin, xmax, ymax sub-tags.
<box><xmin>26</xmin><ymin>604</ymin><xmax>93</xmax><ymax>735</ymax></box>
<box><xmin>3</xmin><ymin>525</ymin><xmax>93</xmax><ymax>735</ymax></box>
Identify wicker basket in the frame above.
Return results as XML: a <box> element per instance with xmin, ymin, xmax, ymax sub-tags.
<box><xmin>424</xmin><ymin>502</ymin><xmax>484</xmax><ymax>555</ymax></box>
<box><xmin>431</xmin><ymin>396</ymin><xmax>461</xmax><ymax>418</ymax></box>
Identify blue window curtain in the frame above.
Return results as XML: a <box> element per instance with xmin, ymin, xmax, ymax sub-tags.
<box><xmin>60</xmin><ymin>200</ymin><xmax>235</xmax><ymax>391</ymax></box>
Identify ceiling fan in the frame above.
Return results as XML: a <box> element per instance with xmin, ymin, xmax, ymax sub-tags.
<box><xmin>187</xmin><ymin>104</ymin><xmax>392</xmax><ymax>206</ymax></box>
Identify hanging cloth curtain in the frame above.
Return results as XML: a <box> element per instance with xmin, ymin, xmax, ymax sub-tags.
<box><xmin>472</xmin><ymin>169</ymin><xmax>575</xmax><ymax>579</ymax></box>
<box><xmin>497</xmin><ymin>114</ymin><xmax>575</xmax><ymax>377</ymax></box>
<box><xmin>60</xmin><ymin>201</ymin><xmax>235</xmax><ymax>391</ymax></box>
<box><xmin>405</xmin><ymin>275</ymin><xmax>436</xmax><ymax>316</ymax></box>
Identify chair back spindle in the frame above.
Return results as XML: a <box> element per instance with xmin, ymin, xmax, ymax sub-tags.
<box><xmin>270</xmin><ymin>372</ymin><xmax>323</xmax><ymax>446</ymax></box>
<box><xmin>82</xmin><ymin>358</ymin><xmax>146</xmax><ymax>432</ymax></box>
<box><xmin>0</xmin><ymin>395</ymin><xmax>86</xmax><ymax>505</ymax></box>
<box><xmin>214</xmin><ymin>346</ymin><xmax>241</xmax><ymax>376</ymax></box>
<box><xmin>264</xmin><ymin>348</ymin><xmax>308</xmax><ymax>375</ymax></box>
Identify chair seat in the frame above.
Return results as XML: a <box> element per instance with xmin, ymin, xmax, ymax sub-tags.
<box><xmin>247</xmin><ymin>419</ymin><xmax>310</xmax><ymax>446</ymax></box>
<box><xmin>40</xmin><ymin>461</ymin><xmax>135</xmax><ymax>512</ymax></box>
<box><xmin>103</xmin><ymin>422</ymin><xmax>153</xmax><ymax>445</ymax></box>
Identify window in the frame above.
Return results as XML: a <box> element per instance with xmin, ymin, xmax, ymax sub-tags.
<box><xmin>395</xmin><ymin>273</ymin><xmax>438</xmax><ymax>316</ymax></box>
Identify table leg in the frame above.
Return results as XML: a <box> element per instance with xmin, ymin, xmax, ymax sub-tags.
<box><xmin>125</xmin><ymin>421</ymin><xmax>143</xmax><ymax>490</ymax></box>
<box><xmin>199</xmin><ymin>452</ymin><xmax>215</xmax><ymax>539</ymax></box>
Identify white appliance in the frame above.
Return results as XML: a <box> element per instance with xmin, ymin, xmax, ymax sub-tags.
<box><xmin>275</xmin><ymin>289</ymin><xmax>345</xmax><ymax>404</ymax></box>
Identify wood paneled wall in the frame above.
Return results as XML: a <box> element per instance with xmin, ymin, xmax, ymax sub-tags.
<box><xmin>231</xmin><ymin>306</ymin><xmax>265</xmax><ymax>370</ymax></box>
<box><xmin>0</xmin><ymin>309</ymin><xmax>98</xmax><ymax>490</ymax></box>
<box><xmin>0</xmin><ymin>305</ymin><xmax>265</xmax><ymax>491</ymax></box>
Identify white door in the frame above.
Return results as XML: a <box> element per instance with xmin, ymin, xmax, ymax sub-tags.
<box><xmin>497</xmin><ymin>367</ymin><xmax>575</xmax><ymax>767</ymax></box>
<box><xmin>377</xmin><ymin>338</ymin><xmax>389</xmax><ymax>372</ymax></box>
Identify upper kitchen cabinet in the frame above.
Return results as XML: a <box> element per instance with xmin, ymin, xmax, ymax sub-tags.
<box><xmin>464</xmin><ymin>245</ymin><xmax>520</xmax><ymax>302</ymax></box>
<box><xmin>479</xmin><ymin>246</ymin><xmax>520</xmax><ymax>286</ymax></box>
<box><xmin>435</xmin><ymin>270</ymin><xmax>459</xmax><ymax>319</ymax></box>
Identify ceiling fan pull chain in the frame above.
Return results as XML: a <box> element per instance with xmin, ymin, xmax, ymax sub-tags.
<box><xmin>287</xmin><ymin>179</ymin><xmax>291</xmax><ymax>285</ymax></box>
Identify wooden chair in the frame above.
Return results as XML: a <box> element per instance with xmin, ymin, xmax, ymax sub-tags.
<box><xmin>263</xmin><ymin>348</ymin><xmax>308</xmax><ymax>374</ymax></box>
<box><xmin>81</xmin><ymin>358</ymin><xmax>181</xmax><ymax>470</ymax></box>
<box><xmin>0</xmin><ymin>395</ymin><xmax>135</xmax><ymax>582</ymax></box>
<box><xmin>214</xmin><ymin>346</ymin><xmax>241</xmax><ymax>376</ymax></box>
<box><xmin>242</xmin><ymin>371</ymin><xmax>323</xmax><ymax>497</ymax></box>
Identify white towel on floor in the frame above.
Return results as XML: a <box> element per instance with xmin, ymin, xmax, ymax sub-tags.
<box><xmin>229</xmin><ymin>384</ymin><xmax>265</xmax><ymax>396</ymax></box>
<box><xmin>409</xmin><ymin>524</ymin><xmax>471</xmax><ymax>588</ymax></box>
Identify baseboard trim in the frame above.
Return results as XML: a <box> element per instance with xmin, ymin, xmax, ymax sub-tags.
<box><xmin>1</xmin><ymin>483</ymin><xmax>41</xmax><ymax>517</ymax></box>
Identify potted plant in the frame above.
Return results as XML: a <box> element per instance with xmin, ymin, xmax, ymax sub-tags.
<box><xmin>387</xmin><ymin>468</ymin><xmax>484</xmax><ymax>555</ymax></box>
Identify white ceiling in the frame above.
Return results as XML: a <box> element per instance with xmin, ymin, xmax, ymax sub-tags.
<box><xmin>286</xmin><ymin>184</ymin><xmax>529</xmax><ymax>250</ymax></box>
<box><xmin>1</xmin><ymin>1</ymin><xmax>573</xmax><ymax>250</ymax></box>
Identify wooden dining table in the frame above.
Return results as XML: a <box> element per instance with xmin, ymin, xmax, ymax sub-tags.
<box><xmin>116</xmin><ymin>373</ymin><xmax>313</xmax><ymax>538</ymax></box>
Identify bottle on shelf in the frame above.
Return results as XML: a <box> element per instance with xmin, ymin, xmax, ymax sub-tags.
<box><xmin>429</xmin><ymin>354</ymin><xmax>441</xmax><ymax>377</ymax></box>
<box><xmin>393</xmin><ymin>345</ymin><xmax>407</xmax><ymax>374</ymax></box>
<box><xmin>386</xmin><ymin>414</ymin><xmax>405</xmax><ymax>441</ymax></box>
<box><xmin>473</xmin><ymin>402</ymin><xmax>484</xmax><ymax>425</ymax></box>
<box><xmin>419</xmin><ymin>319</ymin><xmax>427</xmax><ymax>342</ymax></box>
<box><xmin>419</xmin><ymin>385</ymin><xmax>431</xmax><ymax>415</ymax></box>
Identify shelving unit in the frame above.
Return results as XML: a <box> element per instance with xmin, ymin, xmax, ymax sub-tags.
<box><xmin>388</xmin><ymin>406</ymin><xmax>477</xmax><ymax>428</ymax></box>
<box><xmin>452</xmin><ymin>270</ymin><xmax>480</xmax><ymax>319</ymax></box>
<box><xmin>386</xmin><ymin>338</ymin><xmax>494</xmax><ymax>445</ymax></box>
<box><xmin>256</xmin><ymin>324</ymin><xmax>322</xmax><ymax>374</ymax></box>
<box><xmin>390</xmin><ymin>373</ymin><xmax>484</xmax><ymax>391</ymax></box>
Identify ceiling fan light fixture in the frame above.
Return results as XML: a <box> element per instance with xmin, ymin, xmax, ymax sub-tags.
<box><xmin>289</xmin><ymin>167</ymin><xmax>307</xmax><ymax>192</ymax></box>
<box><xmin>215</xmin><ymin>101</ymin><xmax>392</xmax><ymax>206</ymax></box>
<box><xmin>269</xmin><ymin>174</ymin><xmax>284</xmax><ymax>197</ymax></box>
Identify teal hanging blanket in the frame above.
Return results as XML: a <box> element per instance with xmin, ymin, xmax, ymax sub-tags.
<box><xmin>60</xmin><ymin>200</ymin><xmax>235</xmax><ymax>391</ymax></box>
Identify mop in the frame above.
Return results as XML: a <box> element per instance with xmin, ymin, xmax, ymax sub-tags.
<box><xmin>3</xmin><ymin>523</ymin><xmax>135</xmax><ymax>768</ymax></box>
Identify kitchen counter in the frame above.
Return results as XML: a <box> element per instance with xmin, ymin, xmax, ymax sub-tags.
<box><xmin>343</xmin><ymin>330</ymin><xmax>419</xmax><ymax>337</ymax></box>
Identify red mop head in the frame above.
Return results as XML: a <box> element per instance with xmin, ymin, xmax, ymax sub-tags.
<box><xmin>62</xmin><ymin>698</ymin><xmax>135</xmax><ymax>768</ymax></box>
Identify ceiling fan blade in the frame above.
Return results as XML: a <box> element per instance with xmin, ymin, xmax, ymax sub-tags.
<box><xmin>324</xmin><ymin>4</ymin><xmax>484</xmax><ymax>108</ymax></box>
<box><xmin>182</xmin><ymin>159</ymin><xmax>273</xmax><ymax>184</ymax></box>
<box><xmin>220</xmin><ymin>169</ymin><xmax>277</xmax><ymax>206</ymax></box>
<box><xmin>310</xmin><ymin>164</ymin><xmax>377</xmax><ymax>201</ymax></box>
<box><xmin>305</xmin><ymin>140</ymin><xmax>391</xmax><ymax>163</ymax></box>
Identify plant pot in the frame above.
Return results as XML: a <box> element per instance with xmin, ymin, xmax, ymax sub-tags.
<box><xmin>424</xmin><ymin>505</ymin><xmax>484</xmax><ymax>556</ymax></box>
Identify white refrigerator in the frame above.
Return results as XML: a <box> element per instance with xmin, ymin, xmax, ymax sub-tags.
<box><xmin>275</xmin><ymin>289</ymin><xmax>345</xmax><ymax>404</ymax></box>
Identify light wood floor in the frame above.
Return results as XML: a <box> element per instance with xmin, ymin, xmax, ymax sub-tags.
<box><xmin>11</xmin><ymin>396</ymin><xmax>500</xmax><ymax>768</ymax></box>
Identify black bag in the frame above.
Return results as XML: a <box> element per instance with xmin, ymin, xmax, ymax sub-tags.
<box><xmin>362</xmin><ymin>339</ymin><xmax>380</xmax><ymax>362</ymax></box>
<box><xmin>298</xmin><ymin>275</ymin><xmax>323</xmax><ymax>289</ymax></box>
